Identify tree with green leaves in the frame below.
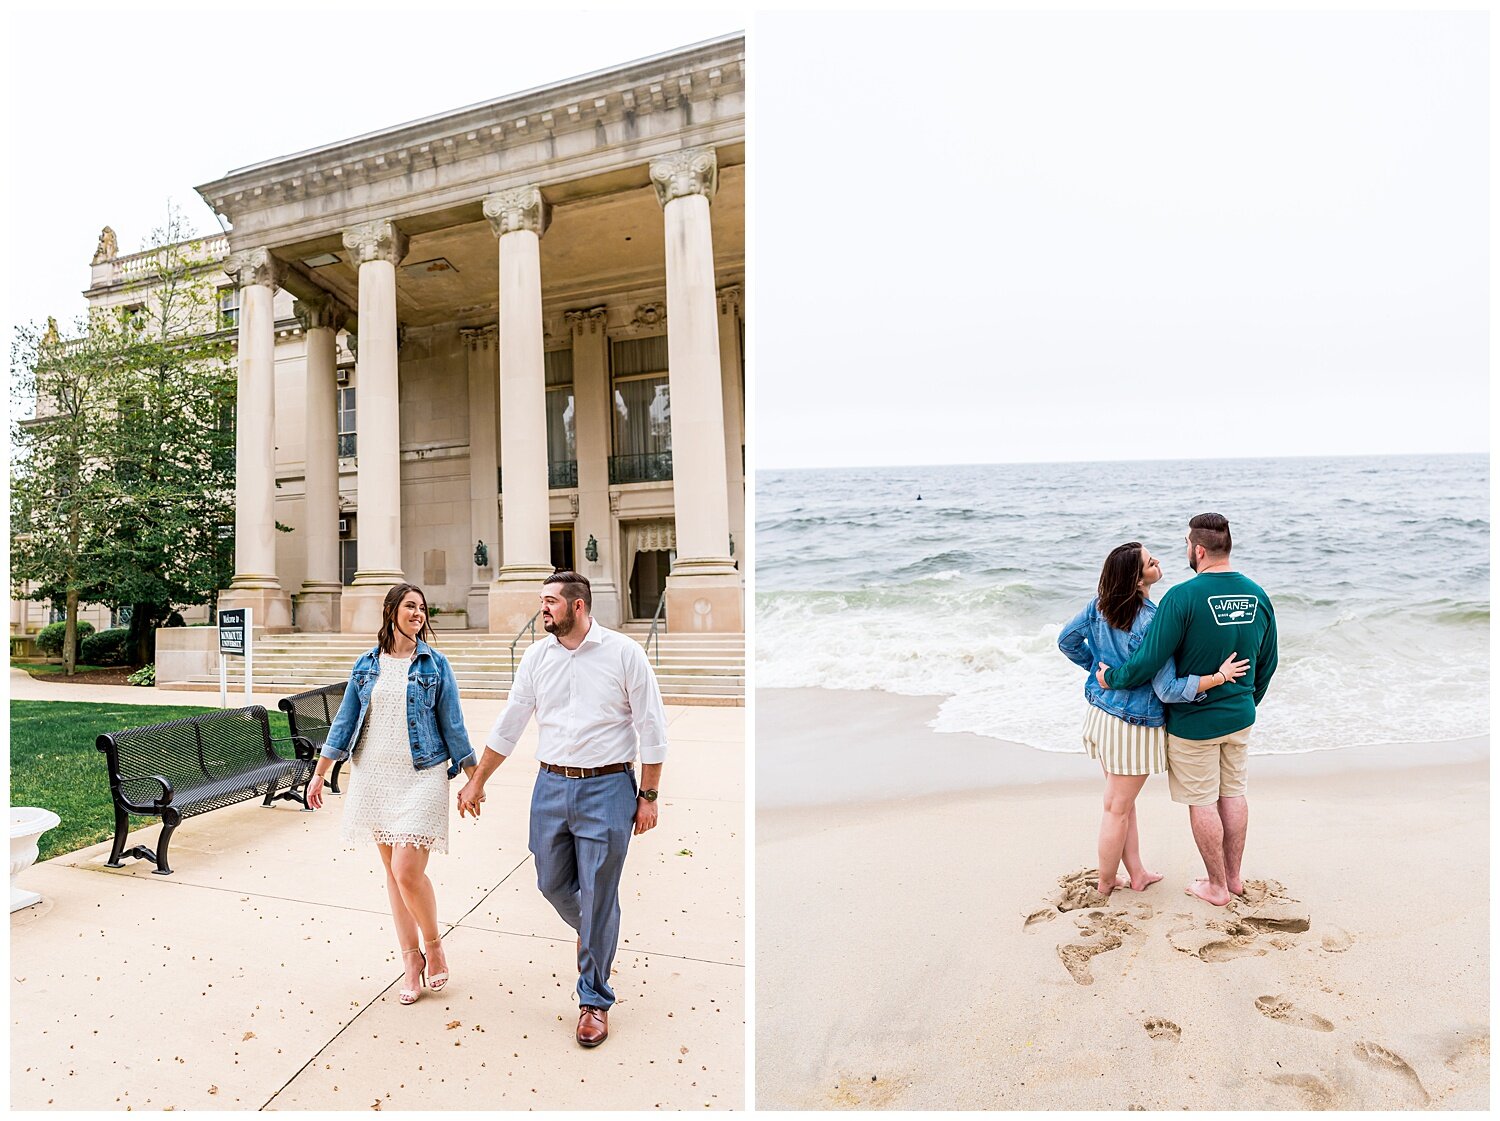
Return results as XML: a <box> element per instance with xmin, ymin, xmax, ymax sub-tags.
<box><xmin>10</xmin><ymin>318</ymin><xmax>117</xmax><ymax>675</ymax></box>
<box><xmin>10</xmin><ymin>205</ymin><xmax>238</xmax><ymax>669</ymax></box>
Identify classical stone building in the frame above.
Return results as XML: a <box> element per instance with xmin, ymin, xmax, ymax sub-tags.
<box><xmin>16</xmin><ymin>36</ymin><xmax>745</xmax><ymax>653</ymax></box>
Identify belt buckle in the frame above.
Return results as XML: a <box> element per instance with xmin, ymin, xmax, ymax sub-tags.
<box><xmin>564</xmin><ymin>766</ymin><xmax>583</xmax><ymax>779</ymax></box>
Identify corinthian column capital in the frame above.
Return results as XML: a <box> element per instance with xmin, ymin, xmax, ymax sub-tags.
<box><xmin>483</xmin><ymin>186</ymin><xmax>550</xmax><ymax>238</ymax></box>
<box><xmin>650</xmin><ymin>146</ymin><xmax>718</xmax><ymax>207</ymax></box>
<box><xmin>342</xmin><ymin>219</ymin><xmax>409</xmax><ymax>266</ymax></box>
<box><xmin>293</xmin><ymin>294</ymin><xmax>346</xmax><ymax>333</ymax></box>
<box><xmin>224</xmin><ymin>247</ymin><xmax>281</xmax><ymax>290</ymax></box>
<box><xmin>564</xmin><ymin>306</ymin><xmax>609</xmax><ymax>336</ymax></box>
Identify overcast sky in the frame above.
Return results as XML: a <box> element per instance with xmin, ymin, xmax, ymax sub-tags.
<box><xmin>755</xmin><ymin>10</ymin><xmax>1488</xmax><ymax>468</ymax></box>
<box><xmin>2</xmin><ymin>4</ymin><xmax>741</xmax><ymax>343</ymax></box>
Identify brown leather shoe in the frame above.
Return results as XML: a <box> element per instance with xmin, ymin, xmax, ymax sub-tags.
<box><xmin>576</xmin><ymin>1005</ymin><xmax>608</xmax><ymax>1048</ymax></box>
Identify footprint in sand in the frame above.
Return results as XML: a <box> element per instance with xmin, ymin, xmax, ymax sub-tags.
<box><xmin>1320</xmin><ymin>925</ymin><xmax>1354</xmax><ymax>952</ymax></box>
<box><xmin>1055</xmin><ymin>869</ymin><xmax>1109</xmax><ymax>912</ymax></box>
<box><xmin>1057</xmin><ymin>936</ymin><xmax>1123</xmax><ymax>985</ymax></box>
<box><xmin>1022</xmin><ymin>908</ymin><xmax>1057</xmax><ymax>929</ymax></box>
<box><xmin>1267</xmin><ymin>1072</ymin><xmax>1338</xmax><ymax>1109</ymax></box>
<box><xmin>1443</xmin><ymin>1031</ymin><xmax>1488</xmax><ymax>1075</ymax></box>
<box><xmin>1230</xmin><ymin>879</ymin><xmax>1310</xmax><ymax>934</ymax></box>
<box><xmin>1167</xmin><ymin>920</ymin><xmax>1265</xmax><ymax>963</ymax></box>
<box><xmin>827</xmin><ymin>1072</ymin><xmax>908</xmax><ymax>1109</ymax></box>
<box><xmin>1354</xmin><ymin>1040</ymin><xmax>1430</xmax><ymax>1106</ymax></box>
<box><xmin>1143</xmin><ymin>1018</ymin><xmax>1180</xmax><ymax>1042</ymax></box>
<box><xmin>1254</xmin><ymin>994</ymin><xmax>1334</xmax><ymax>1032</ymax></box>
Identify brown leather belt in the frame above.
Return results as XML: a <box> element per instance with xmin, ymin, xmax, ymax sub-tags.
<box><xmin>539</xmin><ymin>762</ymin><xmax>633</xmax><ymax>779</ymax></box>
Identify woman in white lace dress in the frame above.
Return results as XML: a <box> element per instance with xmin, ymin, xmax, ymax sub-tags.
<box><xmin>307</xmin><ymin>584</ymin><xmax>477</xmax><ymax>1004</ymax></box>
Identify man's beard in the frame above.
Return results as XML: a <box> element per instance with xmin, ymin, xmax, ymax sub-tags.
<box><xmin>543</xmin><ymin>604</ymin><xmax>576</xmax><ymax>636</ymax></box>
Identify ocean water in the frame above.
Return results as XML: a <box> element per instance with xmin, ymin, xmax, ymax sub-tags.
<box><xmin>756</xmin><ymin>455</ymin><xmax>1489</xmax><ymax>755</ymax></box>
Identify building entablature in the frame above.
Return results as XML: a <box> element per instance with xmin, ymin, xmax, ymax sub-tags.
<box><xmin>195</xmin><ymin>35</ymin><xmax>744</xmax><ymax>255</ymax></box>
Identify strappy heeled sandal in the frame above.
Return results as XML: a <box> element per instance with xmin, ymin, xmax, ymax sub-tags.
<box><xmin>425</xmin><ymin>936</ymin><xmax>449</xmax><ymax>992</ymax></box>
<box><xmin>399</xmin><ymin>947</ymin><xmax>426</xmax><ymax>1005</ymax></box>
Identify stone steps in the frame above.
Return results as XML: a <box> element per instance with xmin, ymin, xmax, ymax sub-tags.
<box><xmin>179</xmin><ymin>629</ymin><xmax>745</xmax><ymax>706</ymax></box>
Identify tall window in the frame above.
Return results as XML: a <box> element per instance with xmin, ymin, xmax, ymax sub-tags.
<box><xmin>340</xmin><ymin>515</ymin><xmax>357</xmax><ymax>586</ymax></box>
<box><xmin>545</xmin><ymin>349</ymin><xmax>576</xmax><ymax>488</ymax></box>
<box><xmin>338</xmin><ymin>387</ymin><xmax>357</xmax><ymax>457</ymax></box>
<box><xmin>610</xmin><ymin>335</ymin><xmax>671</xmax><ymax>482</ymax></box>
<box><xmin>218</xmin><ymin>286</ymin><xmax>240</xmax><ymax>329</ymax></box>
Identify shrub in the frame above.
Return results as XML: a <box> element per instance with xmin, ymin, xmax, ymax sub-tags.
<box><xmin>127</xmin><ymin>664</ymin><xmax>156</xmax><ymax>687</ymax></box>
<box><xmin>35</xmin><ymin>620</ymin><xmax>96</xmax><ymax>658</ymax></box>
<box><xmin>80</xmin><ymin>626</ymin><xmax>132</xmax><ymax>667</ymax></box>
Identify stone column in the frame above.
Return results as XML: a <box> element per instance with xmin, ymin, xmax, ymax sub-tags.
<box><xmin>650</xmin><ymin>147</ymin><xmax>743</xmax><ymax>632</ymax></box>
<box><xmin>295</xmin><ymin>295</ymin><xmax>345</xmax><ymax>632</ymax></box>
<box><xmin>219</xmin><ymin>247</ymin><xmax>293</xmax><ymax>631</ymax></box>
<box><xmin>461</xmin><ymin>324</ymin><xmax>499</xmax><ymax>628</ymax></box>
<box><xmin>566</xmin><ymin>305</ymin><xmax>621</xmax><ymax>626</ymax></box>
<box><xmin>483</xmin><ymin>187</ymin><xmax>554</xmax><ymax>635</ymax></box>
<box><xmin>717</xmin><ymin>284</ymin><xmax>747</xmax><ymax>577</ymax></box>
<box><xmin>338</xmin><ymin>219</ymin><xmax>409</xmax><ymax>634</ymax></box>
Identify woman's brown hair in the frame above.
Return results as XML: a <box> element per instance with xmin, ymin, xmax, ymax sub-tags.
<box><xmin>1097</xmin><ymin>542</ymin><xmax>1148</xmax><ymax>633</ymax></box>
<box><xmin>376</xmin><ymin>583</ymin><xmax>435</xmax><ymax>653</ymax></box>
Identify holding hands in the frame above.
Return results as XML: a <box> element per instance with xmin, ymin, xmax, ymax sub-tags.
<box><xmin>456</xmin><ymin>777</ymin><xmax>486</xmax><ymax>819</ymax></box>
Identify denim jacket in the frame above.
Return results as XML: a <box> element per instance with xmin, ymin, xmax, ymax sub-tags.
<box><xmin>1057</xmin><ymin>597</ymin><xmax>1205</xmax><ymax>727</ymax></box>
<box><xmin>320</xmin><ymin>640</ymin><xmax>476</xmax><ymax>778</ymax></box>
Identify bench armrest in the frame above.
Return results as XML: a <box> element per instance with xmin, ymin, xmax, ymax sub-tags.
<box><xmin>269</xmin><ymin>734</ymin><xmax>312</xmax><ymax>762</ymax></box>
<box><xmin>116</xmin><ymin>774</ymin><xmax>175</xmax><ymax>813</ymax></box>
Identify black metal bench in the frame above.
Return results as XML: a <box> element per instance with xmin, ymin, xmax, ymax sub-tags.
<box><xmin>278</xmin><ymin>680</ymin><xmax>351</xmax><ymax>794</ymax></box>
<box><xmin>96</xmin><ymin>705</ymin><xmax>314</xmax><ymax>875</ymax></box>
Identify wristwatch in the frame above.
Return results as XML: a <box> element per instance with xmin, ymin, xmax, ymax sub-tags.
<box><xmin>638</xmin><ymin>788</ymin><xmax>659</xmax><ymax>802</ymax></box>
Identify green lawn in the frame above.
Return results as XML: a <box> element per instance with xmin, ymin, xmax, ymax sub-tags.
<box><xmin>10</xmin><ymin>701</ymin><xmax>293</xmax><ymax>862</ymax></box>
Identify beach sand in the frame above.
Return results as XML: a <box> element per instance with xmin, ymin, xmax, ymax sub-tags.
<box><xmin>755</xmin><ymin>688</ymin><xmax>1489</xmax><ymax>1110</ymax></box>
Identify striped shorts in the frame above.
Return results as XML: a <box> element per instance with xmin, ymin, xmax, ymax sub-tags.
<box><xmin>1082</xmin><ymin>704</ymin><xmax>1167</xmax><ymax>776</ymax></box>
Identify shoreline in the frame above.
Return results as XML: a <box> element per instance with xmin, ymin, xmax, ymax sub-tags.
<box><xmin>756</xmin><ymin>686</ymin><xmax>1487</xmax><ymax>809</ymax></box>
<box><xmin>755</xmin><ymin>687</ymin><xmax>1489</xmax><ymax>1109</ymax></box>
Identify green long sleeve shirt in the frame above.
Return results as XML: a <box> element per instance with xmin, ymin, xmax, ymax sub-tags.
<box><xmin>1102</xmin><ymin>570</ymin><xmax>1278</xmax><ymax>740</ymax></box>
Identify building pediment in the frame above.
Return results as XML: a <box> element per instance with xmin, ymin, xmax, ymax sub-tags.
<box><xmin>195</xmin><ymin>35</ymin><xmax>744</xmax><ymax>249</ymax></box>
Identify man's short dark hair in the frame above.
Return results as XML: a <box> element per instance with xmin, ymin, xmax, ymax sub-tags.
<box><xmin>1188</xmin><ymin>512</ymin><xmax>1232</xmax><ymax>555</ymax></box>
<box><xmin>544</xmin><ymin>570</ymin><xmax>592</xmax><ymax>611</ymax></box>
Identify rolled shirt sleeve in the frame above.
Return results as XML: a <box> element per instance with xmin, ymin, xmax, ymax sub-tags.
<box><xmin>627</xmin><ymin>643</ymin><xmax>669</xmax><ymax>764</ymax></box>
<box><xmin>485</xmin><ymin>650</ymin><xmax>537</xmax><ymax>756</ymax></box>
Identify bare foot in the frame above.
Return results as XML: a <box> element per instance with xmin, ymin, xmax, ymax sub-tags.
<box><xmin>1125</xmin><ymin>871</ymin><xmax>1163</xmax><ymax>891</ymax></box>
<box><xmin>1185</xmin><ymin>878</ymin><xmax>1232</xmax><ymax>906</ymax></box>
<box><xmin>1095</xmin><ymin>879</ymin><xmax>1117</xmax><ymax>898</ymax></box>
<box><xmin>1227</xmin><ymin>878</ymin><xmax>1245</xmax><ymax>896</ymax></box>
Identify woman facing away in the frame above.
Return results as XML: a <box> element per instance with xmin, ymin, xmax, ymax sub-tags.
<box><xmin>1057</xmin><ymin>542</ymin><xmax>1247</xmax><ymax>897</ymax></box>
<box><xmin>306</xmin><ymin>583</ymin><xmax>477</xmax><ymax>1003</ymax></box>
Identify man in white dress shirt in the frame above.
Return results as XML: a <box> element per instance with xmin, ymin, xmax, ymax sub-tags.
<box><xmin>457</xmin><ymin>571</ymin><xmax>667</xmax><ymax>1048</ymax></box>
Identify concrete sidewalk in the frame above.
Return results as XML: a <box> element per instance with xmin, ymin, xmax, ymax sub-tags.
<box><xmin>9</xmin><ymin>672</ymin><xmax>745</xmax><ymax>1110</ymax></box>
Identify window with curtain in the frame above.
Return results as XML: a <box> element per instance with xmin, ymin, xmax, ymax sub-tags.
<box><xmin>338</xmin><ymin>387</ymin><xmax>356</xmax><ymax>457</ymax></box>
<box><xmin>545</xmin><ymin>348</ymin><xmax>575</xmax><ymax>486</ymax></box>
<box><xmin>610</xmin><ymin>335</ymin><xmax>670</xmax><ymax>458</ymax></box>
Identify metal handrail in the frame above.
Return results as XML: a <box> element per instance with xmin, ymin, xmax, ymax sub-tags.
<box><xmin>644</xmin><ymin>593</ymin><xmax>666</xmax><ymax>668</ymax></box>
<box><xmin>509</xmin><ymin>610</ymin><xmax>539</xmax><ymax>681</ymax></box>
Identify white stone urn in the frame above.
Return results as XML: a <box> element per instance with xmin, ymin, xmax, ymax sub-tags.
<box><xmin>10</xmin><ymin>807</ymin><xmax>61</xmax><ymax>913</ymax></box>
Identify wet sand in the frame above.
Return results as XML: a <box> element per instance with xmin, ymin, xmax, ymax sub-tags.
<box><xmin>755</xmin><ymin>687</ymin><xmax>1488</xmax><ymax>1110</ymax></box>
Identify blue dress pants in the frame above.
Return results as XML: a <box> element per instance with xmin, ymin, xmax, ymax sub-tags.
<box><xmin>528</xmin><ymin>768</ymin><xmax>637</xmax><ymax>1009</ymax></box>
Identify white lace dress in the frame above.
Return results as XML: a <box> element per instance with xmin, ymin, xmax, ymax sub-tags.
<box><xmin>338</xmin><ymin>653</ymin><xmax>449</xmax><ymax>853</ymax></box>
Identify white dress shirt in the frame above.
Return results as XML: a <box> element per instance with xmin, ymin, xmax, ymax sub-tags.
<box><xmin>485</xmin><ymin>618</ymin><xmax>668</xmax><ymax>766</ymax></box>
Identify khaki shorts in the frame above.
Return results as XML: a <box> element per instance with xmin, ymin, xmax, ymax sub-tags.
<box><xmin>1165</xmin><ymin>726</ymin><xmax>1253</xmax><ymax>806</ymax></box>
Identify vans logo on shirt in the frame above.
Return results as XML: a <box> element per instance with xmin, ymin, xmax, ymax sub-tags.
<box><xmin>1207</xmin><ymin>594</ymin><xmax>1259</xmax><ymax>626</ymax></box>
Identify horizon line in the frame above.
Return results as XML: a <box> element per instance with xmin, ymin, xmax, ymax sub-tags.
<box><xmin>755</xmin><ymin>449</ymin><xmax>1489</xmax><ymax>472</ymax></box>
